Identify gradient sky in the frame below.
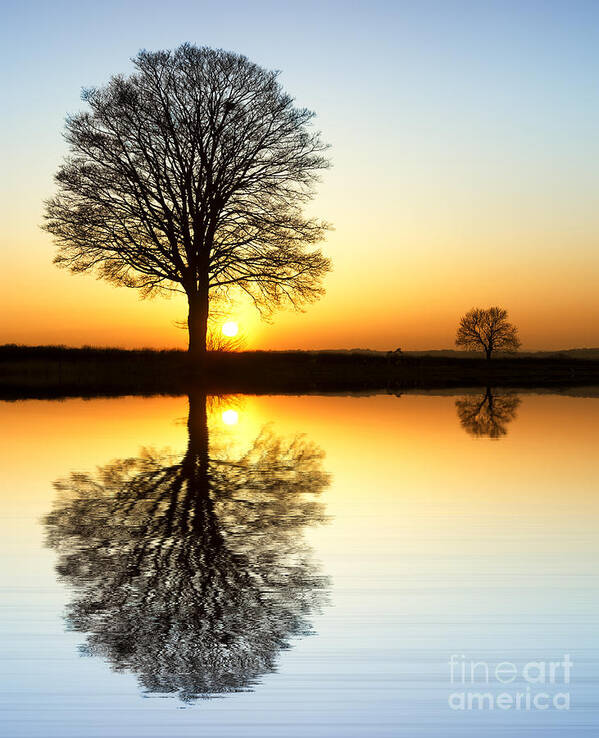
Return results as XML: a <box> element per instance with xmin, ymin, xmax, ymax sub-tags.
<box><xmin>2</xmin><ymin>0</ymin><xmax>599</xmax><ymax>350</ymax></box>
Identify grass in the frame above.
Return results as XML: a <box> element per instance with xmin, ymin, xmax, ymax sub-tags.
<box><xmin>2</xmin><ymin>344</ymin><xmax>599</xmax><ymax>399</ymax></box>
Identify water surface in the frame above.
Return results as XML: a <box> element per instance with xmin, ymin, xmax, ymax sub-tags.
<box><xmin>1</xmin><ymin>391</ymin><xmax>598</xmax><ymax>736</ymax></box>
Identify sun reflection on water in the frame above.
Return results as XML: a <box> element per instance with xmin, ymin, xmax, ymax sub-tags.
<box><xmin>221</xmin><ymin>408</ymin><xmax>239</xmax><ymax>425</ymax></box>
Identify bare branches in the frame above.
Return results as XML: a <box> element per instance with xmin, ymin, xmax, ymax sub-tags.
<box><xmin>43</xmin><ymin>44</ymin><xmax>332</xmax><ymax>353</ymax></box>
<box><xmin>455</xmin><ymin>306</ymin><xmax>521</xmax><ymax>359</ymax></box>
<box><xmin>205</xmin><ymin>329</ymin><xmax>245</xmax><ymax>352</ymax></box>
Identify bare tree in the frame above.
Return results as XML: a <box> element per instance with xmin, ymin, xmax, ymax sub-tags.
<box><xmin>43</xmin><ymin>44</ymin><xmax>331</xmax><ymax>360</ymax></box>
<box><xmin>455</xmin><ymin>306</ymin><xmax>521</xmax><ymax>359</ymax></box>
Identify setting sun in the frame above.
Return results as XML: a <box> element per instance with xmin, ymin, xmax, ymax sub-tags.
<box><xmin>222</xmin><ymin>321</ymin><xmax>239</xmax><ymax>337</ymax></box>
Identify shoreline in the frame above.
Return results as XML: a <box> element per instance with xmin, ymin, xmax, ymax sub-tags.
<box><xmin>2</xmin><ymin>345</ymin><xmax>599</xmax><ymax>400</ymax></box>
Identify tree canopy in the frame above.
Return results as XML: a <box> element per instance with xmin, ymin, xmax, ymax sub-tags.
<box><xmin>43</xmin><ymin>44</ymin><xmax>331</xmax><ymax>357</ymax></box>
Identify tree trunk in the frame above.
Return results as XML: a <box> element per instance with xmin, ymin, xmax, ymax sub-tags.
<box><xmin>187</xmin><ymin>290</ymin><xmax>209</xmax><ymax>363</ymax></box>
<box><xmin>485</xmin><ymin>347</ymin><xmax>492</xmax><ymax>360</ymax></box>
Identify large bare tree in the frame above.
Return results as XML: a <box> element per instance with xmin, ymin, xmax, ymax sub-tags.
<box><xmin>455</xmin><ymin>306</ymin><xmax>521</xmax><ymax>359</ymax></box>
<box><xmin>43</xmin><ymin>44</ymin><xmax>331</xmax><ymax>359</ymax></box>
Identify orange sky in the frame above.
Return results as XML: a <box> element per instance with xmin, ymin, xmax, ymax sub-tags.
<box><xmin>3</xmin><ymin>188</ymin><xmax>599</xmax><ymax>351</ymax></box>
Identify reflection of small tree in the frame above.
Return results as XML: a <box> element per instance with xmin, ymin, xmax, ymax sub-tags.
<box><xmin>455</xmin><ymin>388</ymin><xmax>521</xmax><ymax>438</ymax></box>
<box><xmin>456</xmin><ymin>307</ymin><xmax>521</xmax><ymax>359</ymax></box>
<box><xmin>45</xmin><ymin>394</ymin><xmax>329</xmax><ymax>700</ymax></box>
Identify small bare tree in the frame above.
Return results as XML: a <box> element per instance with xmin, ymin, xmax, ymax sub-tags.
<box><xmin>43</xmin><ymin>44</ymin><xmax>331</xmax><ymax>360</ymax></box>
<box><xmin>455</xmin><ymin>306</ymin><xmax>521</xmax><ymax>359</ymax></box>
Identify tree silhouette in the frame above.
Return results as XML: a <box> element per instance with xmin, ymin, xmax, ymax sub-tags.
<box><xmin>43</xmin><ymin>44</ymin><xmax>331</xmax><ymax>360</ymax></box>
<box><xmin>44</xmin><ymin>394</ymin><xmax>330</xmax><ymax>700</ymax></box>
<box><xmin>455</xmin><ymin>388</ymin><xmax>521</xmax><ymax>438</ymax></box>
<box><xmin>455</xmin><ymin>306</ymin><xmax>521</xmax><ymax>359</ymax></box>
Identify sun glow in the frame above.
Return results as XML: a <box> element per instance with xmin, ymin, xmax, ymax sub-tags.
<box><xmin>222</xmin><ymin>321</ymin><xmax>239</xmax><ymax>337</ymax></box>
<box><xmin>221</xmin><ymin>409</ymin><xmax>239</xmax><ymax>425</ymax></box>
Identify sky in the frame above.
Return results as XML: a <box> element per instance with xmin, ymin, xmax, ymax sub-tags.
<box><xmin>1</xmin><ymin>0</ymin><xmax>599</xmax><ymax>351</ymax></box>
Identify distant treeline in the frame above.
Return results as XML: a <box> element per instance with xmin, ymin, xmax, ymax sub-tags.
<box><xmin>327</xmin><ymin>347</ymin><xmax>599</xmax><ymax>360</ymax></box>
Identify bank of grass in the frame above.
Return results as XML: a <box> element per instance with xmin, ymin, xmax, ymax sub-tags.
<box><xmin>1</xmin><ymin>344</ymin><xmax>599</xmax><ymax>399</ymax></box>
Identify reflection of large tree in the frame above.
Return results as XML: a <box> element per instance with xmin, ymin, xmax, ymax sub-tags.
<box><xmin>455</xmin><ymin>388</ymin><xmax>521</xmax><ymax>439</ymax></box>
<box><xmin>45</xmin><ymin>393</ymin><xmax>329</xmax><ymax>701</ymax></box>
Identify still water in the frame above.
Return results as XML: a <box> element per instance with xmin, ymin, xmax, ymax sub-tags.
<box><xmin>1</xmin><ymin>390</ymin><xmax>598</xmax><ymax>737</ymax></box>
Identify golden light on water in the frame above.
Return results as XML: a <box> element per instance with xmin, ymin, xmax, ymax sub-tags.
<box><xmin>221</xmin><ymin>409</ymin><xmax>239</xmax><ymax>425</ymax></box>
<box><xmin>222</xmin><ymin>321</ymin><xmax>239</xmax><ymax>337</ymax></box>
